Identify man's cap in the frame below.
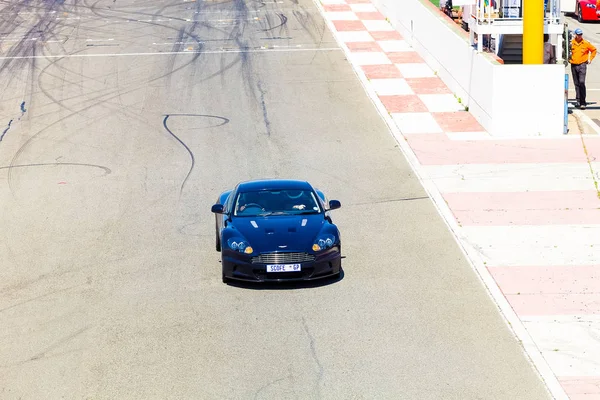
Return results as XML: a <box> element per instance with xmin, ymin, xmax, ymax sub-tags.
<box><xmin>574</xmin><ymin>28</ymin><xmax>583</xmax><ymax>35</ymax></box>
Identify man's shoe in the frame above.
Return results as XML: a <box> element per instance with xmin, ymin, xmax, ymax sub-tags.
<box><xmin>575</xmin><ymin>103</ymin><xmax>581</xmax><ymax>108</ymax></box>
<box><xmin>581</xmin><ymin>104</ymin><xmax>587</xmax><ymax>109</ymax></box>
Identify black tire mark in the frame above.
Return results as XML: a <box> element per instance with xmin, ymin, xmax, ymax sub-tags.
<box><xmin>257</xmin><ymin>80</ymin><xmax>271</xmax><ymax>136</ymax></box>
<box><xmin>0</xmin><ymin>162</ymin><xmax>111</xmax><ymax>176</ymax></box>
<box><xmin>292</xmin><ymin>6</ymin><xmax>327</xmax><ymax>48</ymax></box>
<box><xmin>85</xmin><ymin>0</ymin><xmax>206</xmax><ymax>78</ymax></box>
<box><xmin>261</xmin><ymin>12</ymin><xmax>287</xmax><ymax>32</ymax></box>
<box><xmin>85</xmin><ymin>0</ymin><xmax>255</xmax><ymax>92</ymax></box>
<box><xmin>7</xmin><ymin>0</ymin><xmax>222</xmax><ymax>181</ymax></box>
<box><xmin>36</xmin><ymin>46</ymin><xmax>100</xmax><ymax>114</ymax></box>
<box><xmin>7</xmin><ymin>52</ymin><xmax>214</xmax><ymax>193</ymax></box>
<box><xmin>162</xmin><ymin>114</ymin><xmax>229</xmax><ymax>195</ymax></box>
<box><xmin>0</xmin><ymin>0</ymin><xmax>76</xmax><ymax>76</ymax></box>
<box><xmin>5</xmin><ymin>0</ymin><xmax>245</xmax><ymax>195</ymax></box>
<box><xmin>154</xmin><ymin>0</ymin><xmax>194</xmax><ymax>18</ymax></box>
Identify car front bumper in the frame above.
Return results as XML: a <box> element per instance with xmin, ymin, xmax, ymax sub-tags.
<box><xmin>222</xmin><ymin>248</ymin><xmax>342</xmax><ymax>282</ymax></box>
<box><xmin>582</xmin><ymin>6</ymin><xmax>599</xmax><ymax>20</ymax></box>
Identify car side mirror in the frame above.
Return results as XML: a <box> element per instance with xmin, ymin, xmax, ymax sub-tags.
<box><xmin>327</xmin><ymin>200</ymin><xmax>341</xmax><ymax>210</ymax></box>
<box><xmin>211</xmin><ymin>204</ymin><xmax>225</xmax><ymax>214</ymax></box>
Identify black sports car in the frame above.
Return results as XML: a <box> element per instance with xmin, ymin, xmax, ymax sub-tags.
<box><xmin>211</xmin><ymin>179</ymin><xmax>342</xmax><ymax>283</ymax></box>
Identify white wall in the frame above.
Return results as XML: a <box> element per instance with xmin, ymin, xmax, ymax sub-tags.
<box><xmin>493</xmin><ymin>65</ymin><xmax>565</xmax><ymax>136</ymax></box>
<box><xmin>372</xmin><ymin>0</ymin><xmax>566</xmax><ymax>136</ymax></box>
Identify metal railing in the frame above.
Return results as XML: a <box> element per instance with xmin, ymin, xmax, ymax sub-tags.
<box><xmin>469</xmin><ymin>0</ymin><xmax>561</xmax><ymax>24</ymax></box>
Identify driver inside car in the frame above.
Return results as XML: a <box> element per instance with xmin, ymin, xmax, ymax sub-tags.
<box><xmin>237</xmin><ymin>192</ymin><xmax>259</xmax><ymax>214</ymax></box>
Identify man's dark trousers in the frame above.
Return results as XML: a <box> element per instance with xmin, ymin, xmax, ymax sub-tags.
<box><xmin>572</xmin><ymin>62</ymin><xmax>588</xmax><ymax>106</ymax></box>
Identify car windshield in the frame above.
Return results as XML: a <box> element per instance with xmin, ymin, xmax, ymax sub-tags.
<box><xmin>233</xmin><ymin>189</ymin><xmax>322</xmax><ymax>217</ymax></box>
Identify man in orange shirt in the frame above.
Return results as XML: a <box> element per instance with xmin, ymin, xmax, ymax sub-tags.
<box><xmin>570</xmin><ymin>28</ymin><xmax>597</xmax><ymax>109</ymax></box>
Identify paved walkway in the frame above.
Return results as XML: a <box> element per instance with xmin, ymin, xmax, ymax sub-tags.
<box><xmin>315</xmin><ymin>0</ymin><xmax>600</xmax><ymax>398</ymax></box>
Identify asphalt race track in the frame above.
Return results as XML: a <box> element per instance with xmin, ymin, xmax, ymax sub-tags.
<box><xmin>0</xmin><ymin>0</ymin><xmax>552</xmax><ymax>398</ymax></box>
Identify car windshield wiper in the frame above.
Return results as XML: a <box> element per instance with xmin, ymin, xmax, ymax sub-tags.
<box><xmin>294</xmin><ymin>210</ymin><xmax>319</xmax><ymax>215</ymax></box>
<box><xmin>257</xmin><ymin>210</ymin><xmax>319</xmax><ymax>217</ymax></box>
<box><xmin>257</xmin><ymin>211</ymin><xmax>288</xmax><ymax>216</ymax></box>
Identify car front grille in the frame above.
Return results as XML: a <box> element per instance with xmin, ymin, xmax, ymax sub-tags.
<box><xmin>251</xmin><ymin>252</ymin><xmax>315</xmax><ymax>264</ymax></box>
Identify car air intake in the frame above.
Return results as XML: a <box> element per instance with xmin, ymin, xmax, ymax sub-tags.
<box><xmin>252</xmin><ymin>252</ymin><xmax>315</xmax><ymax>264</ymax></box>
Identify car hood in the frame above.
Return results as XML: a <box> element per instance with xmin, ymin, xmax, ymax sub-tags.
<box><xmin>232</xmin><ymin>214</ymin><xmax>325</xmax><ymax>252</ymax></box>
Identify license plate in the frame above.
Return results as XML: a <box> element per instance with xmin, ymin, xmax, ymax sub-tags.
<box><xmin>266</xmin><ymin>264</ymin><xmax>301</xmax><ymax>273</ymax></box>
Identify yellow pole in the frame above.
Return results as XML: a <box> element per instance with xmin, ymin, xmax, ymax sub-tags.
<box><xmin>523</xmin><ymin>0</ymin><xmax>544</xmax><ymax>64</ymax></box>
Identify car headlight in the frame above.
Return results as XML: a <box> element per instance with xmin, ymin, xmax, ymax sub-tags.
<box><xmin>227</xmin><ymin>238</ymin><xmax>253</xmax><ymax>254</ymax></box>
<box><xmin>312</xmin><ymin>234</ymin><xmax>336</xmax><ymax>252</ymax></box>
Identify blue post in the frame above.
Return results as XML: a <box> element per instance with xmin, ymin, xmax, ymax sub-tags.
<box><xmin>564</xmin><ymin>73</ymin><xmax>569</xmax><ymax>134</ymax></box>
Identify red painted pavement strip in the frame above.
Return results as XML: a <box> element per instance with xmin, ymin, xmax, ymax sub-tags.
<box><xmin>369</xmin><ymin>31</ymin><xmax>403</xmax><ymax>41</ymax></box>
<box><xmin>379</xmin><ymin>95</ymin><xmax>428</xmax><ymax>113</ymax></box>
<box><xmin>405</xmin><ymin>77</ymin><xmax>452</xmax><ymax>94</ymax></box>
<box><xmin>346</xmin><ymin>41</ymin><xmax>383</xmax><ymax>52</ymax></box>
<box><xmin>566</xmin><ymin>395</ymin><xmax>600</xmax><ymax>400</ymax></box>
<box><xmin>503</xmin><ymin>293</ymin><xmax>600</xmax><ymax>316</ymax></box>
<box><xmin>387</xmin><ymin>51</ymin><xmax>425</xmax><ymax>63</ymax></box>
<box><xmin>404</xmin><ymin>134</ymin><xmax>600</xmax><ymax>165</ymax></box>
<box><xmin>450</xmin><ymin>208</ymin><xmax>600</xmax><ymax>225</ymax></box>
<box><xmin>355</xmin><ymin>11</ymin><xmax>386</xmax><ymax>20</ymax></box>
<box><xmin>323</xmin><ymin>4</ymin><xmax>352</xmax><ymax>11</ymax></box>
<box><xmin>559</xmin><ymin>377</ymin><xmax>600</xmax><ymax>399</ymax></box>
<box><xmin>488</xmin><ymin>266</ymin><xmax>600</xmax><ymax>295</ymax></box>
<box><xmin>443</xmin><ymin>191</ymin><xmax>600</xmax><ymax>226</ymax></box>
<box><xmin>332</xmin><ymin>20</ymin><xmax>367</xmax><ymax>31</ymax></box>
<box><xmin>361</xmin><ymin>64</ymin><xmax>402</xmax><ymax>79</ymax></box>
<box><xmin>432</xmin><ymin>112</ymin><xmax>484</xmax><ymax>132</ymax></box>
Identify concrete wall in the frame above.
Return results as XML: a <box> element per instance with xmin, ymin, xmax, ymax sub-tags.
<box><xmin>372</xmin><ymin>0</ymin><xmax>565</xmax><ymax>136</ymax></box>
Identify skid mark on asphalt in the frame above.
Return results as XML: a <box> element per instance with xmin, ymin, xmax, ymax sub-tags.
<box><xmin>162</xmin><ymin>114</ymin><xmax>229</xmax><ymax>196</ymax></box>
<box><xmin>302</xmin><ymin>317</ymin><xmax>324</xmax><ymax>398</ymax></box>
<box><xmin>0</xmin><ymin>325</ymin><xmax>91</xmax><ymax>367</ymax></box>
<box><xmin>257</xmin><ymin>80</ymin><xmax>272</xmax><ymax>136</ymax></box>
<box><xmin>253</xmin><ymin>376</ymin><xmax>290</xmax><ymax>399</ymax></box>
<box><xmin>0</xmin><ymin>162</ymin><xmax>112</xmax><ymax>176</ymax></box>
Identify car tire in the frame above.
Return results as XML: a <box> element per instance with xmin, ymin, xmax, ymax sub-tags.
<box><xmin>577</xmin><ymin>4</ymin><xmax>583</xmax><ymax>22</ymax></box>
<box><xmin>222</xmin><ymin>272</ymin><xmax>229</xmax><ymax>284</ymax></box>
<box><xmin>215</xmin><ymin>226</ymin><xmax>221</xmax><ymax>252</ymax></box>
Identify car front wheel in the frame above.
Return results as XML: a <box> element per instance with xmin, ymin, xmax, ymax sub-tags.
<box><xmin>577</xmin><ymin>4</ymin><xmax>584</xmax><ymax>22</ymax></box>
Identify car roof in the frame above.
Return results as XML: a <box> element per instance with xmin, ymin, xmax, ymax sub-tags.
<box><xmin>237</xmin><ymin>179</ymin><xmax>313</xmax><ymax>192</ymax></box>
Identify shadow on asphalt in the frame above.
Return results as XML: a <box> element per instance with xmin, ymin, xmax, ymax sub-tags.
<box><xmin>226</xmin><ymin>268</ymin><xmax>345</xmax><ymax>290</ymax></box>
<box><xmin>568</xmin><ymin>99</ymin><xmax>599</xmax><ymax>110</ymax></box>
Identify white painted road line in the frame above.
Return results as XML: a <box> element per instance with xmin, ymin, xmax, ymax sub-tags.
<box><xmin>572</xmin><ymin>109</ymin><xmax>600</xmax><ymax>135</ymax></box>
<box><xmin>0</xmin><ymin>47</ymin><xmax>342</xmax><ymax>60</ymax></box>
